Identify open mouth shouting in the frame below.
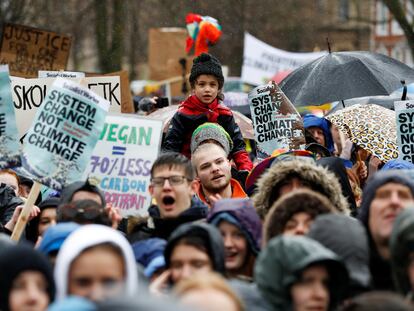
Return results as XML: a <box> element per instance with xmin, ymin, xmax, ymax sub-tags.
<box><xmin>162</xmin><ymin>195</ymin><xmax>176</xmax><ymax>211</ymax></box>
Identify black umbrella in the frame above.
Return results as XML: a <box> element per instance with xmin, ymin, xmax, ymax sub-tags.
<box><xmin>280</xmin><ymin>51</ymin><xmax>414</xmax><ymax>107</ymax></box>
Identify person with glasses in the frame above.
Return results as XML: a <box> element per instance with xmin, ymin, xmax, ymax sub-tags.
<box><xmin>128</xmin><ymin>152</ymin><xmax>208</xmax><ymax>242</ymax></box>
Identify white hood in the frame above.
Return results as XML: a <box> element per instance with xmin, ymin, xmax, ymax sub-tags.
<box><xmin>54</xmin><ymin>224</ymin><xmax>138</xmax><ymax>300</ymax></box>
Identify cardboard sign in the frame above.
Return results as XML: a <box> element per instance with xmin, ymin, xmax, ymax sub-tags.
<box><xmin>0</xmin><ymin>65</ymin><xmax>21</xmax><ymax>168</ymax></box>
<box><xmin>395</xmin><ymin>100</ymin><xmax>414</xmax><ymax>162</ymax></box>
<box><xmin>249</xmin><ymin>81</ymin><xmax>305</xmax><ymax>160</ymax></box>
<box><xmin>11</xmin><ymin>76</ymin><xmax>120</xmax><ymax>140</ymax></box>
<box><xmin>0</xmin><ymin>23</ymin><xmax>72</xmax><ymax>78</ymax></box>
<box><xmin>22</xmin><ymin>78</ymin><xmax>109</xmax><ymax>190</ymax></box>
<box><xmin>38</xmin><ymin>70</ymin><xmax>85</xmax><ymax>78</ymax></box>
<box><xmin>242</xmin><ymin>33</ymin><xmax>326</xmax><ymax>85</ymax></box>
<box><xmin>87</xmin><ymin>70</ymin><xmax>134</xmax><ymax>113</ymax></box>
<box><xmin>84</xmin><ymin>114</ymin><xmax>163</xmax><ymax>217</ymax></box>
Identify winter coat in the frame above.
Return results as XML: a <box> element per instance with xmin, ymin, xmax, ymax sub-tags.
<box><xmin>253</xmin><ymin>158</ymin><xmax>350</xmax><ymax>219</ymax></box>
<box><xmin>303</xmin><ymin>114</ymin><xmax>334</xmax><ymax>153</ymax></box>
<box><xmin>207</xmin><ymin>198</ymin><xmax>261</xmax><ymax>254</ymax></box>
<box><xmin>129</xmin><ymin>197</ymin><xmax>208</xmax><ymax>242</ymax></box>
<box><xmin>317</xmin><ymin>157</ymin><xmax>357</xmax><ymax>215</ymax></box>
<box><xmin>54</xmin><ymin>224</ymin><xmax>138</xmax><ymax>300</ymax></box>
<box><xmin>358</xmin><ymin>170</ymin><xmax>414</xmax><ymax>291</ymax></box>
<box><xmin>308</xmin><ymin>214</ymin><xmax>371</xmax><ymax>296</ymax></box>
<box><xmin>0</xmin><ymin>244</ymin><xmax>55</xmax><ymax>311</ymax></box>
<box><xmin>162</xmin><ymin>95</ymin><xmax>253</xmax><ymax>171</ymax></box>
<box><xmin>0</xmin><ymin>185</ymin><xmax>24</xmax><ymax>225</ymax></box>
<box><xmin>255</xmin><ymin>235</ymin><xmax>349</xmax><ymax>311</ymax></box>
<box><xmin>164</xmin><ymin>222</ymin><xmax>226</xmax><ymax>275</ymax></box>
<box><xmin>390</xmin><ymin>207</ymin><xmax>414</xmax><ymax>297</ymax></box>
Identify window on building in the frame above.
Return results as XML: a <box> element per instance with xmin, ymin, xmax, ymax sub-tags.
<box><xmin>338</xmin><ymin>0</ymin><xmax>349</xmax><ymax>21</ymax></box>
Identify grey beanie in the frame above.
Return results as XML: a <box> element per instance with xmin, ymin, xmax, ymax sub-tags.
<box><xmin>190</xmin><ymin>122</ymin><xmax>233</xmax><ymax>155</ymax></box>
<box><xmin>358</xmin><ymin>170</ymin><xmax>414</xmax><ymax>227</ymax></box>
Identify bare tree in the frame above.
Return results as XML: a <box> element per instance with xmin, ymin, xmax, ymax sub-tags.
<box><xmin>383</xmin><ymin>0</ymin><xmax>414</xmax><ymax>60</ymax></box>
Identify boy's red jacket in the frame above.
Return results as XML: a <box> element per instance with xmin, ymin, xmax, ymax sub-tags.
<box><xmin>163</xmin><ymin>95</ymin><xmax>253</xmax><ymax>171</ymax></box>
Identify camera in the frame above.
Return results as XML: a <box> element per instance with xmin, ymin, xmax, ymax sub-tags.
<box><xmin>138</xmin><ymin>97</ymin><xmax>169</xmax><ymax>112</ymax></box>
<box><xmin>155</xmin><ymin>97</ymin><xmax>169</xmax><ymax>109</ymax></box>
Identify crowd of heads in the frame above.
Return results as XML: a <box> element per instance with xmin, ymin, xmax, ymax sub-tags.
<box><xmin>2</xmin><ymin>53</ymin><xmax>414</xmax><ymax>311</ymax></box>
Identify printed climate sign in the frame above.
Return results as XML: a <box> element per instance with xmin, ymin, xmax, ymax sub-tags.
<box><xmin>0</xmin><ymin>65</ymin><xmax>21</xmax><ymax>168</ymax></box>
<box><xmin>22</xmin><ymin>78</ymin><xmax>109</xmax><ymax>190</ymax></box>
<box><xmin>84</xmin><ymin>115</ymin><xmax>163</xmax><ymax>217</ymax></box>
<box><xmin>0</xmin><ymin>23</ymin><xmax>72</xmax><ymax>77</ymax></box>
<box><xmin>241</xmin><ymin>32</ymin><xmax>326</xmax><ymax>86</ymax></box>
<box><xmin>249</xmin><ymin>82</ymin><xmax>305</xmax><ymax>160</ymax></box>
<box><xmin>395</xmin><ymin>100</ymin><xmax>414</xmax><ymax>163</ymax></box>
<box><xmin>11</xmin><ymin>76</ymin><xmax>121</xmax><ymax>140</ymax></box>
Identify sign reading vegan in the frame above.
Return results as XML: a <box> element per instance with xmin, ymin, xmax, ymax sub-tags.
<box><xmin>84</xmin><ymin>115</ymin><xmax>163</xmax><ymax>217</ymax></box>
<box><xmin>395</xmin><ymin>100</ymin><xmax>414</xmax><ymax>163</ymax></box>
<box><xmin>22</xmin><ymin>78</ymin><xmax>109</xmax><ymax>190</ymax></box>
<box><xmin>11</xmin><ymin>76</ymin><xmax>121</xmax><ymax>140</ymax></box>
<box><xmin>249</xmin><ymin>81</ymin><xmax>305</xmax><ymax>160</ymax></box>
<box><xmin>0</xmin><ymin>65</ymin><xmax>21</xmax><ymax>168</ymax></box>
<box><xmin>0</xmin><ymin>23</ymin><xmax>72</xmax><ymax>78</ymax></box>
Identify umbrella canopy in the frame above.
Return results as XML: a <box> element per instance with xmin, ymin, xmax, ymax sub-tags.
<box><xmin>327</xmin><ymin>95</ymin><xmax>403</xmax><ymax>115</ymax></box>
<box><xmin>326</xmin><ymin>104</ymin><xmax>398</xmax><ymax>163</ymax></box>
<box><xmin>271</xmin><ymin>70</ymin><xmax>292</xmax><ymax>84</ymax></box>
<box><xmin>147</xmin><ymin>105</ymin><xmax>255</xmax><ymax>139</ymax></box>
<box><xmin>280</xmin><ymin>51</ymin><xmax>414</xmax><ymax>107</ymax></box>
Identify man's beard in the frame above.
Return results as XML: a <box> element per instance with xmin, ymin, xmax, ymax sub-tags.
<box><xmin>204</xmin><ymin>176</ymin><xmax>231</xmax><ymax>193</ymax></box>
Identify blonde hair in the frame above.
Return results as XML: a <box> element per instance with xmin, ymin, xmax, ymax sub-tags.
<box><xmin>175</xmin><ymin>273</ymin><xmax>244</xmax><ymax>311</ymax></box>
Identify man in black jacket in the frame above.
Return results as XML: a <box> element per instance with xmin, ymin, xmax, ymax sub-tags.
<box><xmin>358</xmin><ymin>170</ymin><xmax>414</xmax><ymax>290</ymax></box>
<box><xmin>129</xmin><ymin>152</ymin><xmax>208</xmax><ymax>241</ymax></box>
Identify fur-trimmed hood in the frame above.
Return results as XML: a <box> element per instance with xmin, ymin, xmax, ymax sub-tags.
<box><xmin>253</xmin><ymin>159</ymin><xmax>350</xmax><ymax>219</ymax></box>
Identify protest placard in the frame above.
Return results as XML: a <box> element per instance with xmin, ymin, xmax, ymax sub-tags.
<box><xmin>84</xmin><ymin>114</ymin><xmax>163</xmax><ymax>217</ymax></box>
<box><xmin>0</xmin><ymin>23</ymin><xmax>72</xmax><ymax>78</ymax></box>
<box><xmin>22</xmin><ymin>78</ymin><xmax>109</xmax><ymax>190</ymax></box>
<box><xmin>0</xmin><ymin>65</ymin><xmax>21</xmax><ymax>168</ymax></box>
<box><xmin>38</xmin><ymin>70</ymin><xmax>85</xmax><ymax>78</ymax></box>
<box><xmin>249</xmin><ymin>81</ymin><xmax>306</xmax><ymax>160</ymax></box>
<box><xmin>11</xmin><ymin>76</ymin><xmax>121</xmax><ymax>140</ymax></box>
<box><xmin>241</xmin><ymin>33</ymin><xmax>326</xmax><ymax>86</ymax></box>
<box><xmin>395</xmin><ymin>100</ymin><xmax>414</xmax><ymax>163</ymax></box>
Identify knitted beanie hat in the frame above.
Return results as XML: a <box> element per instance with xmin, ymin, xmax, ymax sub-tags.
<box><xmin>189</xmin><ymin>53</ymin><xmax>224</xmax><ymax>88</ymax></box>
<box><xmin>191</xmin><ymin>122</ymin><xmax>233</xmax><ymax>155</ymax></box>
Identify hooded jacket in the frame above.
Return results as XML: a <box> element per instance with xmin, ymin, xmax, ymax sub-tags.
<box><xmin>255</xmin><ymin>235</ymin><xmax>348</xmax><ymax>311</ymax></box>
<box><xmin>207</xmin><ymin>198</ymin><xmax>262</xmax><ymax>255</ymax></box>
<box><xmin>308</xmin><ymin>214</ymin><xmax>371</xmax><ymax>296</ymax></box>
<box><xmin>253</xmin><ymin>158</ymin><xmax>350</xmax><ymax>219</ymax></box>
<box><xmin>358</xmin><ymin>170</ymin><xmax>414</xmax><ymax>291</ymax></box>
<box><xmin>129</xmin><ymin>197</ymin><xmax>208</xmax><ymax>242</ymax></box>
<box><xmin>303</xmin><ymin>114</ymin><xmax>334</xmax><ymax>153</ymax></box>
<box><xmin>54</xmin><ymin>224</ymin><xmax>138</xmax><ymax>300</ymax></box>
<box><xmin>0</xmin><ymin>244</ymin><xmax>55</xmax><ymax>311</ymax></box>
<box><xmin>164</xmin><ymin>222</ymin><xmax>226</xmax><ymax>275</ymax></box>
<box><xmin>390</xmin><ymin>207</ymin><xmax>414</xmax><ymax>297</ymax></box>
<box><xmin>162</xmin><ymin>95</ymin><xmax>253</xmax><ymax>171</ymax></box>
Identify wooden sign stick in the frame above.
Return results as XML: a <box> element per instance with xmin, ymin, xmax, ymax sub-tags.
<box><xmin>10</xmin><ymin>181</ymin><xmax>42</xmax><ymax>241</ymax></box>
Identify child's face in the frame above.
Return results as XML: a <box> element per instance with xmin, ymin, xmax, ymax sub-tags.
<box><xmin>193</xmin><ymin>74</ymin><xmax>220</xmax><ymax>105</ymax></box>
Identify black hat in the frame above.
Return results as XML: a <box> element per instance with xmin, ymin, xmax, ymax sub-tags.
<box><xmin>189</xmin><ymin>53</ymin><xmax>224</xmax><ymax>88</ymax></box>
<box><xmin>0</xmin><ymin>244</ymin><xmax>55</xmax><ymax>310</ymax></box>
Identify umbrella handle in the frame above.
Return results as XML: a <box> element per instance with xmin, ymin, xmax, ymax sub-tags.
<box><xmin>401</xmin><ymin>80</ymin><xmax>407</xmax><ymax>100</ymax></box>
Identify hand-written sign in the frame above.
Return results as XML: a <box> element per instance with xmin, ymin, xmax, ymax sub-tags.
<box><xmin>22</xmin><ymin>78</ymin><xmax>109</xmax><ymax>190</ymax></box>
<box><xmin>11</xmin><ymin>76</ymin><xmax>120</xmax><ymax>140</ymax></box>
<box><xmin>249</xmin><ymin>81</ymin><xmax>305</xmax><ymax>160</ymax></box>
<box><xmin>0</xmin><ymin>65</ymin><xmax>21</xmax><ymax>168</ymax></box>
<box><xmin>84</xmin><ymin>114</ymin><xmax>163</xmax><ymax>217</ymax></box>
<box><xmin>395</xmin><ymin>100</ymin><xmax>414</xmax><ymax>163</ymax></box>
<box><xmin>0</xmin><ymin>23</ymin><xmax>72</xmax><ymax>78</ymax></box>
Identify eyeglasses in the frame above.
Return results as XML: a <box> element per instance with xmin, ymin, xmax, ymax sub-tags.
<box><xmin>151</xmin><ymin>175</ymin><xmax>191</xmax><ymax>187</ymax></box>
